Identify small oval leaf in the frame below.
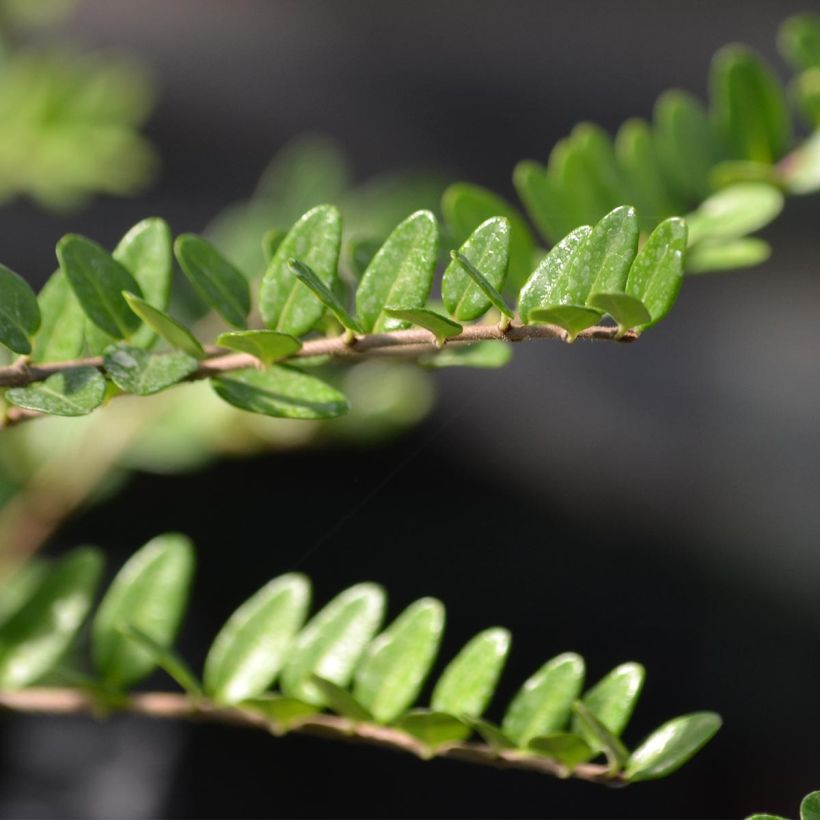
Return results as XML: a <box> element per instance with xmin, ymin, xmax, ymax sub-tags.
<box><xmin>573</xmin><ymin>662</ymin><xmax>645</xmax><ymax>745</ymax></box>
<box><xmin>584</xmin><ymin>206</ymin><xmax>641</xmax><ymax>296</ymax></box>
<box><xmin>311</xmin><ymin>675</ymin><xmax>372</xmax><ymax>721</ymax></box>
<box><xmin>31</xmin><ymin>271</ymin><xmax>86</xmax><ymax>362</ymax></box>
<box><xmin>123</xmin><ymin>293</ymin><xmax>205</xmax><ymax>359</ymax></box>
<box><xmin>395</xmin><ymin>709</ymin><xmax>470</xmax><ymax>753</ymax></box>
<box><xmin>528</xmin><ymin>733</ymin><xmax>595</xmax><ymax>769</ymax></box>
<box><xmin>0</xmin><ymin>263</ymin><xmax>40</xmax><ymax>355</ymax></box>
<box><xmin>383</xmin><ymin>308</ymin><xmax>462</xmax><ymax>346</ymax></box>
<box><xmin>216</xmin><ymin>331</ymin><xmax>302</xmax><ymax>366</ymax></box>
<box><xmin>801</xmin><ymin>791</ymin><xmax>820</xmax><ymax>820</ymax></box>
<box><xmin>685</xmin><ymin>183</ymin><xmax>783</xmax><ymax>246</ymax></box>
<box><xmin>6</xmin><ymin>366</ymin><xmax>106</xmax><ymax>417</ymax></box>
<box><xmin>353</xmin><ymin>597</ymin><xmax>445</xmax><ymax>724</ymax></box>
<box><xmin>103</xmin><ymin>344</ymin><xmax>198</xmax><ymax>396</ymax></box>
<box><xmin>204</xmin><ymin>574</ymin><xmax>311</xmax><ymax>705</ymax></box>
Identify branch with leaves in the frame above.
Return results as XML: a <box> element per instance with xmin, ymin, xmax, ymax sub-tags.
<box><xmin>0</xmin><ymin>535</ymin><xmax>721</xmax><ymax>786</ymax></box>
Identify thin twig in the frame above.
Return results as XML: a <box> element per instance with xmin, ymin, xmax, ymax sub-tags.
<box><xmin>0</xmin><ymin>687</ymin><xmax>624</xmax><ymax>785</ymax></box>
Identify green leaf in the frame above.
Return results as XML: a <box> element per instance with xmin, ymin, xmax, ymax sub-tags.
<box><xmin>710</xmin><ymin>45</ymin><xmax>792</xmax><ymax>164</ymax></box>
<box><xmin>778</xmin><ymin>14</ymin><xmax>820</xmax><ymax>71</ymax></box>
<box><xmin>211</xmin><ymin>366</ymin><xmax>348</xmax><ymax>420</ymax></box>
<box><xmin>174</xmin><ymin>234</ymin><xmax>250</xmax><ymax>328</ymax></box>
<box><xmin>513</xmin><ymin>160</ymin><xmax>577</xmax><ymax>244</ymax></box>
<box><xmin>203</xmin><ymin>574</ymin><xmax>311</xmax><ymax>705</ymax></box>
<box><xmin>442</xmin><ymin>183</ymin><xmax>534</xmax><ymax>290</ymax></box>
<box><xmin>347</xmin><ymin>237</ymin><xmax>382</xmax><ymax>281</ymax></box>
<box><xmin>262</xmin><ymin>227</ymin><xmax>285</xmax><ymax>263</ymax></box>
<box><xmin>0</xmin><ymin>548</ymin><xmax>102</xmax><ymax>689</ymax></box>
<box><xmin>625</xmin><ymin>217</ymin><xmax>687</xmax><ymax>329</ymax></box>
<box><xmin>92</xmin><ymin>533</ymin><xmax>195</xmax><ymax>689</ymax></box>
<box><xmin>123</xmin><ymin>293</ymin><xmax>206</xmax><ymax>359</ymax></box>
<box><xmin>421</xmin><ymin>341</ymin><xmax>512</xmax><ymax>369</ymax></box>
<box><xmin>584</xmin><ymin>206</ymin><xmax>641</xmax><ymax>298</ymax></box>
<box><xmin>384</xmin><ymin>308</ymin><xmax>461</xmax><ymax>346</ymax></box>
<box><xmin>0</xmin><ymin>561</ymin><xmax>49</xmax><ymax>628</ymax></box>
<box><xmin>260</xmin><ymin>205</ymin><xmax>342</xmax><ymax>336</ymax></box>
<box><xmin>686</xmin><ymin>183</ymin><xmax>784</xmax><ymax>246</ymax></box>
<box><xmin>355</xmin><ymin>211</ymin><xmax>438</xmax><ymax>333</ymax></box>
<box><xmin>781</xmin><ymin>129</ymin><xmax>820</xmax><ymax>194</ymax></box>
<box><xmin>502</xmin><ymin>653</ymin><xmax>585</xmax><ymax>746</ymax></box>
<box><xmin>568</xmin><ymin>123</ymin><xmax>631</xmax><ymax>215</ymax></box>
<box><xmin>442</xmin><ymin>217</ymin><xmax>511</xmax><ymax>321</ymax></box>
<box><xmin>114</xmin><ymin>218</ymin><xmax>173</xmax><ymax>349</ymax></box>
<box><xmin>528</xmin><ymin>306</ymin><xmax>603</xmax><ymax>341</ymax></box>
<box><xmin>280</xmin><ymin>582</ymin><xmax>385</xmax><ymax>705</ymax></box>
<box><xmin>394</xmin><ymin>709</ymin><xmax>470</xmax><ymax>753</ymax></box>
<box><xmin>289</xmin><ymin>258</ymin><xmax>363</xmax><ymax>333</ymax></box>
<box><xmin>354</xmin><ymin>597</ymin><xmax>445</xmax><ymax>724</ymax></box>
<box><xmin>216</xmin><ymin>331</ymin><xmax>301</xmax><ymax>366</ymax></box>
<box><xmin>573</xmin><ymin>662</ymin><xmax>645</xmax><ymax>746</ymax></box>
<box><xmin>5</xmin><ymin>366</ymin><xmax>106</xmax><ymax>416</ymax></box>
<box><xmin>103</xmin><ymin>344</ymin><xmax>198</xmax><ymax>396</ymax></box>
<box><xmin>431</xmin><ymin>627</ymin><xmax>511</xmax><ymax>719</ymax></box>
<box><xmin>686</xmin><ymin>238</ymin><xmax>771</xmax><ymax>274</ymax></box>
<box><xmin>448</xmin><ymin>252</ymin><xmax>513</xmax><ymax>320</ymax></box>
<box><xmin>625</xmin><ymin>712</ymin><xmax>722</xmax><ymax>782</ymax></box>
<box><xmin>801</xmin><ymin>791</ymin><xmax>820</xmax><ymax>820</ymax></box>
<box><xmin>518</xmin><ymin>225</ymin><xmax>591</xmax><ymax>323</ymax></box>
<box><xmin>120</xmin><ymin>624</ymin><xmax>201</xmax><ymax>695</ymax></box>
<box><xmin>586</xmin><ymin>294</ymin><xmax>650</xmax><ymax>333</ymax></box>
<box><xmin>31</xmin><ymin>271</ymin><xmax>86</xmax><ymax>362</ymax></box>
<box><xmin>311</xmin><ymin>675</ymin><xmax>372</xmax><ymax>721</ymax></box>
<box><xmin>462</xmin><ymin>716</ymin><xmax>515</xmax><ymax>751</ymax></box>
<box><xmin>56</xmin><ymin>234</ymin><xmax>142</xmax><ymax>339</ymax></box>
<box><xmin>572</xmin><ymin>701</ymin><xmax>629</xmax><ymax>772</ymax></box>
<box><xmin>528</xmin><ymin>733</ymin><xmax>595</xmax><ymax>769</ymax></box>
<box><xmin>241</xmin><ymin>694</ymin><xmax>319</xmax><ymax>730</ymax></box>
<box><xmin>0</xmin><ymin>264</ymin><xmax>40</xmax><ymax>355</ymax></box>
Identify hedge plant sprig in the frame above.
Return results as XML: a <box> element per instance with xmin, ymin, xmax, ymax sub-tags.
<box><xmin>0</xmin><ymin>535</ymin><xmax>722</xmax><ymax>786</ymax></box>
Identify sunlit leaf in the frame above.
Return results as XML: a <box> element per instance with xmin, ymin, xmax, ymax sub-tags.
<box><xmin>121</xmin><ymin>624</ymin><xmax>201</xmax><ymax>695</ymax></box>
<box><xmin>585</xmin><ymin>294</ymin><xmax>649</xmax><ymax>333</ymax></box>
<box><xmin>5</xmin><ymin>366</ymin><xmax>106</xmax><ymax>416</ymax></box>
<box><xmin>528</xmin><ymin>733</ymin><xmax>595</xmax><ymax>768</ymax></box>
<box><xmin>211</xmin><ymin>366</ymin><xmax>348</xmax><ymax>420</ymax></box>
<box><xmin>241</xmin><ymin>694</ymin><xmax>319</xmax><ymax>730</ymax></box>
<box><xmin>289</xmin><ymin>258</ymin><xmax>363</xmax><ymax>333</ymax></box>
<box><xmin>0</xmin><ymin>548</ymin><xmax>102</xmax><ymax>689</ymax></box>
<box><xmin>384</xmin><ymin>308</ymin><xmax>461</xmax><ymax>346</ymax></box>
<box><xmin>311</xmin><ymin>675</ymin><xmax>372</xmax><ymax>721</ymax></box>
<box><xmin>30</xmin><ymin>271</ymin><xmax>85</xmax><ymax>362</ymax></box>
<box><xmin>123</xmin><ymin>293</ymin><xmax>205</xmax><ymax>359</ymax></box>
<box><xmin>528</xmin><ymin>306</ymin><xmax>603</xmax><ymax>340</ymax></box>
<box><xmin>0</xmin><ymin>263</ymin><xmax>40</xmax><ymax>355</ymax></box>
<box><xmin>448</xmin><ymin>252</ymin><xmax>513</xmax><ymax>321</ymax></box>
<box><xmin>462</xmin><ymin>715</ymin><xmax>515</xmax><ymax>751</ymax></box>
<box><xmin>514</xmin><ymin>159</ymin><xmax>577</xmax><ymax>244</ymax></box>
<box><xmin>395</xmin><ymin>710</ymin><xmax>470</xmax><ymax>753</ymax></box>
<box><xmin>801</xmin><ymin>791</ymin><xmax>820</xmax><ymax>820</ymax></box>
<box><xmin>686</xmin><ymin>183</ymin><xmax>783</xmax><ymax>245</ymax></box>
<box><xmin>280</xmin><ymin>583</ymin><xmax>385</xmax><ymax>705</ymax></box>
<box><xmin>572</xmin><ymin>701</ymin><xmax>629</xmax><ymax>772</ymax></box>
<box><xmin>216</xmin><ymin>331</ymin><xmax>301</xmax><ymax>366</ymax></box>
<box><xmin>103</xmin><ymin>344</ymin><xmax>198</xmax><ymax>396</ymax></box>
<box><xmin>625</xmin><ymin>712</ymin><xmax>722</xmax><ymax>781</ymax></box>
<box><xmin>355</xmin><ymin>211</ymin><xmax>438</xmax><ymax>333</ymax></box>
<box><xmin>92</xmin><ymin>533</ymin><xmax>195</xmax><ymax>689</ymax></box>
<box><xmin>584</xmin><ymin>206</ymin><xmax>640</xmax><ymax>297</ymax></box>
<box><xmin>686</xmin><ymin>238</ymin><xmax>770</xmax><ymax>274</ymax></box>
<box><xmin>175</xmin><ymin>234</ymin><xmax>250</xmax><ymax>328</ymax></box>
<box><xmin>502</xmin><ymin>653</ymin><xmax>585</xmax><ymax>746</ymax></box>
<box><xmin>354</xmin><ymin>597</ymin><xmax>445</xmax><ymax>724</ymax></box>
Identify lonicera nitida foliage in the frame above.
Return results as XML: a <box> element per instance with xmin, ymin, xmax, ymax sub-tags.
<box><xmin>0</xmin><ymin>535</ymin><xmax>721</xmax><ymax>785</ymax></box>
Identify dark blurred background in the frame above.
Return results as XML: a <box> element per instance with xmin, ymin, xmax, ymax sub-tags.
<box><xmin>2</xmin><ymin>1</ymin><xmax>820</xmax><ymax>817</ymax></box>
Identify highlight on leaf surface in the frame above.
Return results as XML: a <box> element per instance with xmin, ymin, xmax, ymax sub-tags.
<box><xmin>103</xmin><ymin>344</ymin><xmax>199</xmax><ymax>396</ymax></box>
<box><xmin>5</xmin><ymin>367</ymin><xmax>106</xmax><ymax>416</ymax></box>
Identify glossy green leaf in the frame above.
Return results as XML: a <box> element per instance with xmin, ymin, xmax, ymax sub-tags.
<box><xmin>57</xmin><ymin>234</ymin><xmax>142</xmax><ymax>339</ymax></box>
<box><xmin>686</xmin><ymin>238</ymin><xmax>771</xmax><ymax>274</ymax></box>
<box><xmin>354</xmin><ymin>597</ymin><xmax>445</xmax><ymax>724</ymax></box>
<box><xmin>586</xmin><ymin>294</ymin><xmax>649</xmax><ymax>333</ymax></box>
<box><xmin>448</xmin><ymin>252</ymin><xmax>513</xmax><ymax>320</ymax></box>
<box><xmin>289</xmin><ymin>258</ymin><xmax>363</xmax><ymax>333</ymax></box>
<box><xmin>573</xmin><ymin>662</ymin><xmax>645</xmax><ymax>746</ymax></box>
<box><xmin>92</xmin><ymin>533</ymin><xmax>195</xmax><ymax>689</ymax></box>
<box><xmin>462</xmin><ymin>716</ymin><xmax>515</xmax><ymax>751</ymax></box>
<box><xmin>710</xmin><ymin>45</ymin><xmax>791</xmax><ymax>164</ymax></box>
<box><xmin>431</xmin><ymin>627</ymin><xmax>511</xmax><ymax>719</ymax></box>
<box><xmin>175</xmin><ymin>234</ymin><xmax>250</xmax><ymax>328</ymax></box>
<box><xmin>0</xmin><ymin>548</ymin><xmax>102</xmax><ymax>689</ymax></box>
<box><xmin>0</xmin><ymin>263</ymin><xmax>40</xmax><ymax>354</ymax></box>
<box><xmin>518</xmin><ymin>225</ymin><xmax>591</xmax><ymax>323</ymax></box>
<box><xmin>442</xmin><ymin>183</ymin><xmax>534</xmax><ymax>290</ymax></box>
<box><xmin>260</xmin><ymin>205</ymin><xmax>342</xmax><ymax>336</ymax></box>
<box><xmin>395</xmin><ymin>710</ymin><xmax>470</xmax><ymax>753</ymax></box>
<box><xmin>653</xmin><ymin>91</ymin><xmax>717</xmax><ymax>203</ymax></box>
<box><xmin>114</xmin><ymin>218</ymin><xmax>173</xmax><ymax>349</ymax></box>
<box><xmin>123</xmin><ymin>293</ymin><xmax>205</xmax><ymax>359</ymax></box>
<box><xmin>242</xmin><ymin>694</ymin><xmax>319</xmax><ymax>730</ymax></box>
<box><xmin>121</xmin><ymin>624</ymin><xmax>201</xmax><ymax>695</ymax></box>
<box><xmin>686</xmin><ymin>183</ymin><xmax>783</xmax><ymax>245</ymax></box>
<box><xmin>355</xmin><ymin>211</ymin><xmax>438</xmax><ymax>333</ymax></box>
<box><xmin>528</xmin><ymin>306</ymin><xmax>603</xmax><ymax>341</ymax></box>
<box><xmin>528</xmin><ymin>733</ymin><xmax>595</xmax><ymax>768</ymax></box>
<box><xmin>442</xmin><ymin>217</ymin><xmax>511</xmax><ymax>321</ymax></box>
<box><xmin>211</xmin><ymin>366</ymin><xmax>348</xmax><ymax>420</ymax></box>
<box><xmin>421</xmin><ymin>340</ymin><xmax>512</xmax><ymax>369</ymax></box>
<box><xmin>216</xmin><ymin>331</ymin><xmax>301</xmax><ymax>366</ymax></box>
<box><xmin>280</xmin><ymin>583</ymin><xmax>385</xmax><ymax>704</ymax></box>
<box><xmin>384</xmin><ymin>308</ymin><xmax>462</xmax><ymax>346</ymax></box>
<box><xmin>626</xmin><ymin>217</ymin><xmax>687</xmax><ymax>329</ymax></box>
<box><xmin>584</xmin><ymin>206</ymin><xmax>641</xmax><ymax>298</ymax></box>
<box><xmin>311</xmin><ymin>675</ymin><xmax>372</xmax><ymax>721</ymax></box>
<box><xmin>103</xmin><ymin>344</ymin><xmax>198</xmax><ymax>396</ymax></box>
<box><xmin>31</xmin><ymin>271</ymin><xmax>86</xmax><ymax>362</ymax></box>
<box><xmin>204</xmin><ymin>574</ymin><xmax>311</xmax><ymax>705</ymax></box>
<box><xmin>5</xmin><ymin>366</ymin><xmax>106</xmax><ymax>416</ymax></box>
<box><xmin>778</xmin><ymin>14</ymin><xmax>820</xmax><ymax>71</ymax></box>
<box><xmin>572</xmin><ymin>701</ymin><xmax>629</xmax><ymax>772</ymax></box>
<box><xmin>625</xmin><ymin>712</ymin><xmax>722</xmax><ymax>782</ymax></box>
<box><xmin>502</xmin><ymin>653</ymin><xmax>585</xmax><ymax>746</ymax></box>
<box><xmin>801</xmin><ymin>791</ymin><xmax>820</xmax><ymax>820</ymax></box>
<box><xmin>513</xmin><ymin>160</ymin><xmax>577</xmax><ymax>244</ymax></box>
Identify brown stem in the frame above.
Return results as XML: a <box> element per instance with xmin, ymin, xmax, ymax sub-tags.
<box><xmin>0</xmin><ymin>687</ymin><xmax>624</xmax><ymax>786</ymax></box>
